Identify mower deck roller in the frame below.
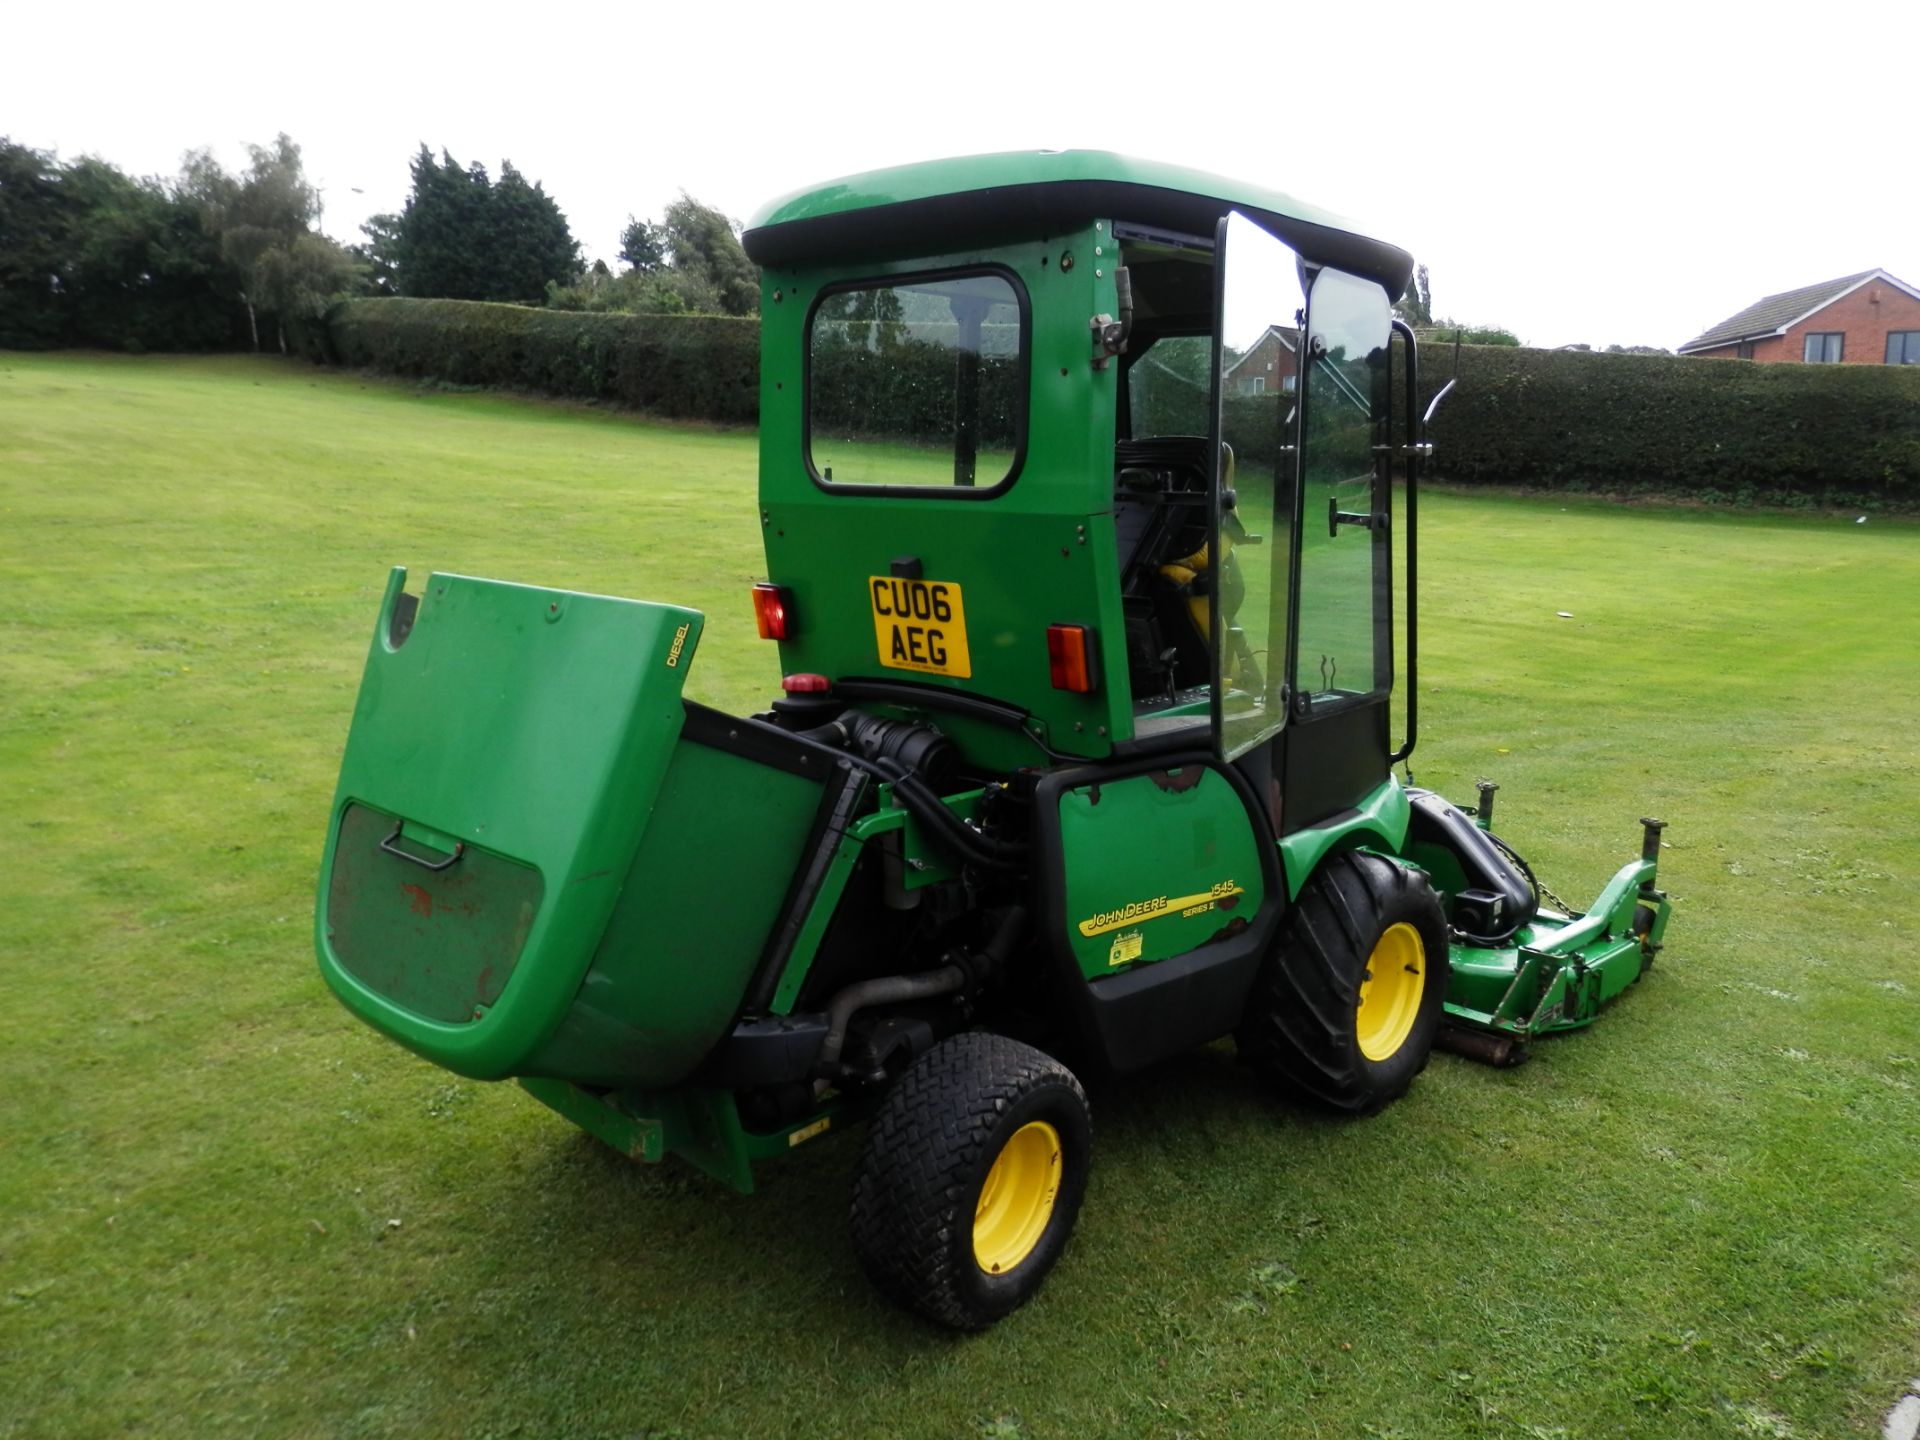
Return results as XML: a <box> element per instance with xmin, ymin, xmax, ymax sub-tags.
<box><xmin>314</xmin><ymin>151</ymin><xmax>1674</xmax><ymax>1329</ymax></box>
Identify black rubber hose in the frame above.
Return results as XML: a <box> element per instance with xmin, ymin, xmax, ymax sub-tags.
<box><xmin>814</xmin><ymin>907</ymin><xmax>1027</xmax><ymax>1074</ymax></box>
<box><xmin>971</xmin><ymin>905</ymin><xmax>1028</xmax><ymax>983</ymax></box>
<box><xmin>873</xmin><ymin>757</ymin><xmax>1028</xmax><ymax>868</ymax></box>
<box><xmin>816</xmin><ymin>965</ymin><xmax>966</xmax><ymax>1072</ymax></box>
<box><xmin>758</xmin><ymin>711</ymin><xmax>1027</xmax><ymax>870</ymax></box>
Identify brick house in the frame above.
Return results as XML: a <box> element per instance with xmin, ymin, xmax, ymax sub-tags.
<box><xmin>1678</xmin><ymin>270</ymin><xmax>1920</xmax><ymax>364</ymax></box>
<box><xmin>1224</xmin><ymin>325</ymin><xmax>1298</xmax><ymax>395</ymax></box>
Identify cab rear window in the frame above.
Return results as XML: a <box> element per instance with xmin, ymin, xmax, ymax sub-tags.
<box><xmin>806</xmin><ymin>269</ymin><xmax>1027</xmax><ymax>494</ymax></box>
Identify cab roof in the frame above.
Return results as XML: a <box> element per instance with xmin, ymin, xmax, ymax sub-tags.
<box><xmin>742</xmin><ymin>150</ymin><xmax>1414</xmax><ymax>301</ymax></box>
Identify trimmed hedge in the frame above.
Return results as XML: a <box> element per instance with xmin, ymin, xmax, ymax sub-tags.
<box><xmin>327</xmin><ymin>299</ymin><xmax>1920</xmax><ymax>506</ymax></box>
<box><xmin>1417</xmin><ymin>343</ymin><xmax>1920</xmax><ymax>507</ymax></box>
<box><xmin>326</xmin><ymin>297</ymin><xmax>759</xmax><ymax>422</ymax></box>
<box><xmin>811</xmin><ymin>338</ymin><xmax>1020</xmax><ymax>452</ymax></box>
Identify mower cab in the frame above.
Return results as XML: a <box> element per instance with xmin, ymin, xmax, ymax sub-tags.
<box><xmin>315</xmin><ymin>151</ymin><xmax>1671</xmax><ymax>1329</ymax></box>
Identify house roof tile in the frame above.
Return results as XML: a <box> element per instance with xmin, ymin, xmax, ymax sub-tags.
<box><xmin>1677</xmin><ymin>270</ymin><xmax>1919</xmax><ymax>353</ymax></box>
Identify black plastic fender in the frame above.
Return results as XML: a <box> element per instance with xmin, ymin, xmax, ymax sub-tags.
<box><xmin>1405</xmin><ymin>788</ymin><xmax>1538</xmax><ymax>944</ymax></box>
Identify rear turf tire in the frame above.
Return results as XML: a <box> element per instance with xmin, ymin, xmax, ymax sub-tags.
<box><xmin>851</xmin><ymin>1032</ymin><xmax>1090</xmax><ymax>1330</ymax></box>
<box><xmin>1236</xmin><ymin>850</ymin><xmax>1449</xmax><ymax>1114</ymax></box>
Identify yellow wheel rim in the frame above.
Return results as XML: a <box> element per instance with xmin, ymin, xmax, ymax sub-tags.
<box><xmin>1356</xmin><ymin>922</ymin><xmax>1426</xmax><ymax>1062</ymax></box>
<box><xmin>973</xmin><ymin>1120</ymin><xmax>1063</xmax><ymax>1275</ymax></box>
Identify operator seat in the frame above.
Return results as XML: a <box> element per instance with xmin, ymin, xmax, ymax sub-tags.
<box><xmin>1112</xmin><ymin>437</ymin><xmax>1238</xmax><ymax>706</ymax></box>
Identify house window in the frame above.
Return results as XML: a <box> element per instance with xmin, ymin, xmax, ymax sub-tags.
<box><xmin>1803</xmin><ymin>332</ymin><xmax>1843</xmax><ymax>364</ymax></box>
<box><xmin>1887</xmin><ymin>331</ymin><xmax>1920</xmax><ymax>365</ymax></box>
<box><xmin>1239</xmin><ymin>375</ymin><xmax>1266</xmax><ymax>395</ymax></box>
<box><xmin>1735</xmin><ymin>341</ymin><xmax>1755</xmax><ymax>360</ymax></box>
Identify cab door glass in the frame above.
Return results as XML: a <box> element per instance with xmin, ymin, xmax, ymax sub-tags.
<box><xmin>1294</xmin><ymin>268</ymin><xmax>1393</xmax><ymax>714</ymax></box>
<box><xmin>1211</xmin><ymin>211</ymin><xmax>1306</xmax><ymax>761</ymax></box>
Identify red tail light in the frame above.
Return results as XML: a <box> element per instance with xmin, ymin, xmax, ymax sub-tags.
<box><xmin>781</xmin><ymin>673</ymin><xmax>831</xmax><ymax>694</ymax></box>
<box><xmin>752</xmin><ymin>583</ymin><xmax>794</xmax><ymax>640</ymax></box>
<box><xmin>1046</xmin><ymin>624</ymin><xmax>1097</xmax><ymax>693</ymax></box>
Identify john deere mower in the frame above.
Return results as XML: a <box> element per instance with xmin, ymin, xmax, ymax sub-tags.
<box><xmin>315</xmin><ymin>151</ymin><xmax>1672</xmax><ymax>1329</ymax></box>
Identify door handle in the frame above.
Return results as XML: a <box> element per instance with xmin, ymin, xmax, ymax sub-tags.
<box><xmin>379</xmin><ymin>819</ymin><xmax>465</xmax><ymax>872</ymax></box>
<box><xmin>1328</xmin><ymin>497</ymin><xmax>1386</xmax><ymax>537</ymax></box>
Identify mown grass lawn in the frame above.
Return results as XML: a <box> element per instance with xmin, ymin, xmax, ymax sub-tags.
<box><xmin>2</xmin><ymin>352</ymin><xmax>1916</xmax><ymax>1440</ymax></box>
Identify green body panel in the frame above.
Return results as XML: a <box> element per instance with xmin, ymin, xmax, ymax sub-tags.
<box><xmin>756</xmin><ymin>233</ymin><xmax>1130</xmax><ymax>765</ymax></box>
<box><xmin>1053</xmin><ymin>768</ymin><xmax>1266</xmax><ymax>979</ymax></box>
<box><xmin>521</xmin><ymin>735</ymin><xmax>825</xmax><ymax>1086</ymax></box>
<box><xmin>518</xmin><ymin>1078</ymin><xmax>863</xmax><ymax>1195</ymax></box>
<box><xmin>1277</xmin><ymin>777</ymin><xmax>1412</xmax><ymax>900</ymax></box>
<box><xmin>317</xmin><ymin>569</ymin><xmax>705</xmax><ymax>1079</ymax></box>
<box><xmin>892</xmin><ymin>787</ymin><xmax>984</xmax><ymax>890</ymax></box>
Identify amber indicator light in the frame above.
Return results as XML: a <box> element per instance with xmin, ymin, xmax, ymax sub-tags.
<box><xmin>753</xmin><ymin>583</ymin><xmax>794</xmax><ymax>640</ymax></box>
<box><xmin>1046</xmin><ymin>624</ymin><xmax>1097</xmax><ymax>693</ymax></box>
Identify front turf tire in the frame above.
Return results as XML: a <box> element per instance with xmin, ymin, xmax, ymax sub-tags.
<box><xmin>851</xmin><ymin>1032</ymin><xmax>1090</xmax><ymax>1330</ymax></box>
<box><xmin>1236</xmin><ymin>850</ymin><xmax>1449</xmax><ymax>1114</ymax></box>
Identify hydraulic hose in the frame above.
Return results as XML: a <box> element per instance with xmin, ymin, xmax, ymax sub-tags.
<box><xmin>768</xmin><ymin>710</ymin><xmax>1028</xmax><ymax>870</ymax></box>
<box><xmin>872</xmin><ymin>757</ymin><xmax>1029</xmax><ymax>870</ymax></box>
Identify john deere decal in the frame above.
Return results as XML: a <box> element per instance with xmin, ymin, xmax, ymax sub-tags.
<box><xmin>1078</xmin><ymin>880</ymin><xmax>1244</xmax><ymax>938</ymax></box>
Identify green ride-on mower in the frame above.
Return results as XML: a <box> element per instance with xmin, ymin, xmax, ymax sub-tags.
<box><xmin>315</xmin><ymin>151</ymin><xmax>1673</xmax><ymax>1329</ymax></box>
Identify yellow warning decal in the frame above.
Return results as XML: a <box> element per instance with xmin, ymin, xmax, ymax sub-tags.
<box><xmin>1107</xmin><ymin>930</ymin><xmax>1145</xmax><ymax>967</ymax></box>
<box><xmin>1078</xmin><ymin>880</ymin><xmax>1244</xmax><ymax>938</ymax></box>
<box><xmin>787</xmin><ymin>1116</ymin><xmax>831</xmax><ymax>1148</ymax></box>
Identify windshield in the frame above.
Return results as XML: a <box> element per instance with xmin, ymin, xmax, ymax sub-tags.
<box><xmin>1127</xmin><ymin>335</ymin><xmax>1212</xmax><ymax>439</ymax></box>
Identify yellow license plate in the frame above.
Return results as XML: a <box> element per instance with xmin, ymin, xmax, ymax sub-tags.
<box><xmin>869</xmin><ymin>576</ymin><xmax>972</xmax><ymax>678</ymax></box>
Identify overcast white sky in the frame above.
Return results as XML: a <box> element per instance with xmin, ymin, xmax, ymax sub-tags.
<box><xmin>12</xmin><ymin>0</ymin><xmax>1915</xmax><ymax>350</ymax></box>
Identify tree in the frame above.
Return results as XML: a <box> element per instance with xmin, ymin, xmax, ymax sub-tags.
<box><xmin>1394</xmin><ymin>263</ymin><xmax>1432</xmax><ymax>328</ymax></box>
<box><xmin>0</xmin><ymin>139</ymin><xmax>78</xmax><ymax>348</ymax></box>
<box><xmin>545</xmin><ymin>264</ymin><xmax>717</xmax><ymax>316</ymax></box>
<box><xmin>189</xmin><ymin>134</ymin><xmax>355</xmax><ymax>351</ymax></box>
<box><xmin>659</xmin><ymin>194</ymin><xmax>759</xmax><ymax>316</ymax></box>
<box><xmin>1</xmin><ymin>138</ymin><xmax>241</xmax><ymax>351</ymax></box>
<box><xmin>63</xmin><ymin>157</ymin><xmax>236</xmax><ymax>351</ymax></box>
<box><xmin>546</xmin><ymin>195</ymin><xmax>758</xmax><ymax>317</ymax></box>
<box><xmin>391</xmin><ymin>146</ymin><xmax>578</xmax><ymax>304</ymax></box>
<box><xmin>1391</xmin><ymin>265</ymin><xmax>1519</xmax><ymax>346</ymax></box>
<box><xmin>485</xmin><ymin>161</ymin><xmax>581</xmax><ymax>303</ymax></box>
<box><xmin>1427</xmin><ymin>320</ymin><xmax>1522</xmax><ymax>347</ymax></box>
<box><xmin>618</xmin><ymin>217</ymin><xmax>667</xmax><ymax>274</ymax></box>
<box><xmin>353</xmin><ymin>212</ymin><xmax>403</xmax><ymax>296</ymax></box>
<box><xmin>390</xmin><ymin>147</ymin><xmax>483</xmax><ymax>300</ymax></box>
